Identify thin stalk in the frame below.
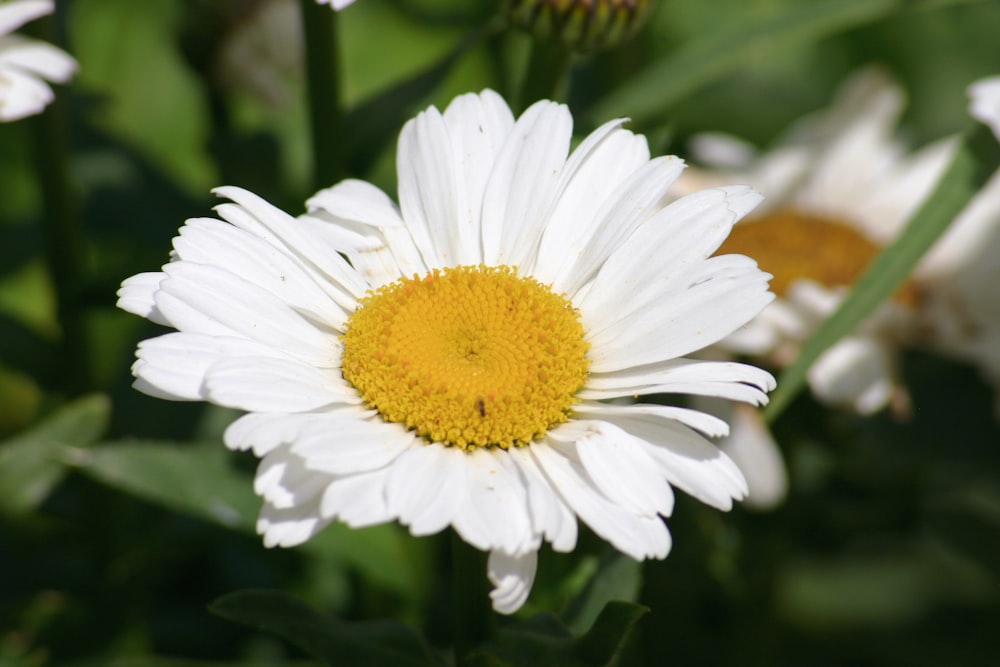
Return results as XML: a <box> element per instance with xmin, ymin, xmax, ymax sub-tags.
<box><xmin>30</xmin><ymin>21</ymin><xmax>90</xmax><ymax>395</ymax></box>
<box><xmin>299</xmin><ymin>0</ymin><xmax>345</xmax><ymax>191</ymax></box>
<box><xmin>451</xmin><ymin>531</ymin><xmax>491</xmax><ymax>664</ymax></box>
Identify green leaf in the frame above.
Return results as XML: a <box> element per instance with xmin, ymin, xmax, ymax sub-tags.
<box><xmin>209</xmin><ymin>589</ymin><xmax>439</xmax><ymax>667</ymax></box>
<box><xmin>587</xmin><ymin>0</ymin><xmax>896</xmax><ymax>126</ymax></box>
<box><xmin>70</xmin><ymin>439</ymin><xmax>259</xmax><ymax>531</ymax></box>
<box><xmin>563</xmin><ymin>552</ymin><xmax>642</xmax><ymax>637</ymax></box>
<box><xmin>72</xmin><ymin>438</ymin><xmax>426</xmax><ymax>596</ymax></box>
<box><xmin>765</xmin><ymin>122</ymin><xmax>1000</xmax><ymax>422</ymax></box>
<box><xmin>0</xmin><ymin>394</ymin><xmax>110</xmax><ymax>515</ymax></box>
<box><xmin>468</xmin><ymin>601</ymin><xmax>647</xmax><ymax>667</ymax></box>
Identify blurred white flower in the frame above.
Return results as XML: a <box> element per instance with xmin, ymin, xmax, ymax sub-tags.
<box><xmin>968</xmin><ymin>76</ymin><xmax>1000</xmax><ymax>142</ymax></box>
<box><xmin>677</xmin><ymin>68</ymin><xmax>957</xmax><ymax>418</ymax></box>
<box><xmin>315</xmin><ymin>0</ymin><xmax>357</xmax><ymax>9</ymax></box>
<box><xmin>0</xmin><ymin>0</ymin><xmax>76</xmax><ymax>121</ymax></box>
<box><xmin>119</xmin><ymin>89</ymin><xmax>777</xmax><ymax>614</ymax></box>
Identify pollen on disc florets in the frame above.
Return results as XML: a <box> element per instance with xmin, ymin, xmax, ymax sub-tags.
<box><xmin>717</xmin><ymin>210</ymin><xmax>921</xmax><ymax>308</ymax></box>
<box><xmin>341</xmin><ymin>264</ymin><xmax>591</xmax><ymax>451</ymax></box>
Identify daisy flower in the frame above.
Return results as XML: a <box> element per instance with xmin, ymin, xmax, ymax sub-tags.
<box><xmin>677</xmin><ymin>68</ymin><xmax>958</xmax><ymax>417</ymax></box>
<box><xmin>0</xmin><ymin>0</ymin><xmax>77</xmax><ymax>121</ymax></box>
<box><xmin>118</xmin><ymin>89</ymin><xmax>776</xmax><ymax>614</ymax></box>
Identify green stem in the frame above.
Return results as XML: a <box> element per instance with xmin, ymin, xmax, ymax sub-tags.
<box><xmin>299</xmin><ymin>0</ymin><xmax>345</xmax><ymax>191</ymax></box>
<box><xmin>451</xmin><ymin>531</ymin><xmax>491</xmax><ymax>664</ymax></box>
<box><xmin>518</xmin><ymin>37</ymin><xmax>573</xmax><ymax>111</ymax></box>
<box><xmin>30</xmin><ymin>19</ymin><xmax>90</xmax><ymax>395</ymax></box>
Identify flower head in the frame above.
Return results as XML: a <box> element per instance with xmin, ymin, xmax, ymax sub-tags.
<box><xmin>118</xmin><ymin>89</ymin><xmax>775</xmax><ymax>613</ymax></box>
<box><xmin>677</xmin><ymin>68</ymin><xmax>957</xmax><ymax>417</ymax></box>
<box><xmin>0</xmin><ymin>0</ymin><xmax>77</xmax><ymax>121</ymax></box>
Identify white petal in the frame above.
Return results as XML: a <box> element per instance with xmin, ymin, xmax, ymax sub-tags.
<box><xmin>451</xmin><ymin>448</ymin><xmax>538</xmax><ymax>556</ymax></box>
<box><xmin>291</xmin><ymin>414</ymin><xmax>418</xmax><ymax>475</ymax></box>
<box><xmin>0</xmin><ymin>0</ymin><xmax>53</xmax><ymax>34</ymax></box>
<box><xmin>204</xmin><ymin>356</ymin><xmax>357</xmax><ymax>412</ymax></box>
<box><xmin>586</xmin><ymin>255</ymin><xmax>774</xmax><ymax>371</ymax></box>
<box><xmin>132</xmin><ymin>332</ymin><xmax>285</xmax><ymax>401</ymax></box>
<box><xmin>579</xmin><ymin>185</ymin><xmax>765</xmax><ymax>338</ymax></box>
<box><xmin>570</xmin><ymin>421</ymin><xmax>675</xmax><ymax>517</ymax></box>
<box><xmin>255</xmin><ymin>447</ymin><xmax>329</xmax><ymax>510</ymax></box>
<box><xmin>599</xmin><ymin>413</ymin><xmax>747</xmax><ymax>511</ymax></box>
<box><xmin>807</xmin><ymin>336</ymin><xmax>895</xmax><ymax>414</ymax></box>
<box><xmin>212</xmin><ymin>186</ymin><xmax>369</xmax><ymax>308</ymax></box>
<box><xmin>225</xmin><ymin>412</ymin><xmax>319</xmax><ymax>456</ymax></box>
<box><xmin>0</xmin><ymin>63</ymin><xmax>54</xmax><ymax>121</ymax></box>
<box><xmin>575</xmin><ymin>400</ymin><xmax>730</xmax><ymax>438</ymax></box>
<box><xmin>719</xmin><ymin>404</ymin><xmax>787</xmax><ymax>511</ymax></box>
<box><xmin>969</xmin><ymin>76</ymin><xmax>1000</xmax><ymax>141</ymax></box>
<box><xmin>556</xmin><ymin>156</ymin><xmax>687</xmax><ymax>296</ymax></box>
<box><xmin>257</xmin><ymin>496</ymin><xmax>332</xmax><ymax>548</ymax></box>
<box><xmin>321</xmin><ymin>467</ymin><xmax>397</xmax><ymax>528</ymax></box>
<box><xmin>386</xmin><ymin>444</ymin><xmax>468</xmax><ymax>536</ymax></box>
<box><xmin>532</xmin><ymin>119</ymin><xmax>652</xmax><ymax>287</ymax></box>
<box><xmin>530</xmin><ymin>435</ymin><xmax>671</xmax><ymax>560</ymax></box>
<box><xmin>306</xmin><ymin>178</ymin><xmax>406</xmax><ymax>230</ymax></box>
<box><xmin>172</xmin><ymin>218</ymin><xmax>347</xmax><ymax>327</ymax></box>
<box><xmin>507</xmin><ymin>446</ymin><xmax>578</xmax><ymax>552</ymax></box>
<box><xmin>155</xmin><ymin>262</ymin><xmax>338</xmax><ymax>368</ymax></box>
<box><xmin>480</xmin><ymin>99</ymin><xmax>572</xmax><ymax>266</ymax></box>
<box><xmin>580</xmin><ymin>358</ymin><xmax>775</xmax><ymax>406</ymax></box>
<box><xmin>441</xmin><ymin>89</ymin><xmax>517</xmax><ymax>265</ymax></box>
<box><xmin>1</xmin><ymin>38</ymin><xmax>76</xmax><ymax>82</ymax></box>
<box><xmin>488</xmin><ymin>550</ymin><xmax>538</xmax><ymax>615</ymax></box>
<box><xmin>117</xmin><ymin>272</ymin><xmax>170</xmax><ymax>326</ymax></box>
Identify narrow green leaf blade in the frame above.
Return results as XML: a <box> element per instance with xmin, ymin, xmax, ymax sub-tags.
<box><xmin>210</xmin><ymin>589</ymin><xmax>437</xmax><ymax>667</ymax></box>
<box><xmin>765</xmin><ymin>123</ymin><xmax>1000</xmax><ymax>422</ymax></box>
<box><xmin>0</xmin><ymin>394</ymin><xmax>110</xmax><ymax>515</ymax></box>
<box><xmin>587</xmin><ymin>0</ymin><xmax>896</xmax><ymax>125</ymax></box>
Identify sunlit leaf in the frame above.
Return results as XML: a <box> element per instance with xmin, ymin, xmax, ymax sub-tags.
<box><xmin>70</xmin><ymin>439</ymin><xmax>259</xmax><ymax>530</ymax></box>
<box><xmin>72</xmin><ymin>438</ymin><xmax>426</xmax><ymax>596</ymax></box>
<box><xmin>210</xmin><ymin>589</ymin><xmax>440</xmax><ymax>667</ymax></box>
<box><xmin>0</xmin><ymin>394</ymin><xmax>110</xmax><ymax>516</ymax></box>
<box><xmin>765</xmin><ymin>122</ymin><xmax>1000</xmax><ymax>421</ymax></box>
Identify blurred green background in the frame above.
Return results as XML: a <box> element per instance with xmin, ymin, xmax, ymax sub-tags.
<box><xmin>1</xmin><ymin>0</ymin><xmax>999</xmax><ymax>664</ymax></box>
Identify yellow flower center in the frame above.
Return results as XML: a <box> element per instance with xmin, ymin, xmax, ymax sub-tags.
<box><xmin>717</xmin><ymin>210</ymin><xmax>920</xmax><ymax>307</ymax></box>
<box><xmin>341</xmin><ymin>265</ymin><xmax>591</xmax><ymax>451</ymax></box>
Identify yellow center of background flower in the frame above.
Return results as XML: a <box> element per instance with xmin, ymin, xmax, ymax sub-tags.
<box><xmin>341</xmin><ymin>265</ymin><xmax>591</xmax><ymax>451</ymax></box>
<box><xmin>717</xmin><ymin>210</ymin><xmax>920</xmax><ymax>307</ymax></box>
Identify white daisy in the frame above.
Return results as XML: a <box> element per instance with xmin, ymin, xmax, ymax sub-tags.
<box><xmin>118</xmin><ymin>89</ymin><xmax>776</xmax><ymax>614</ymax></box>
<box><xmin>677</xmin><ymin>68</ymin><xmax>958</xmax><ymax>417</ymax></box>
<box><xmin>0</xmin><ymin>0</ymin><xmax>76</xmax><ymax>121</ymax></box>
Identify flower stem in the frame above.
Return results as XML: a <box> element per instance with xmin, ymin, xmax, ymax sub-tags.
<box><xmin>451</xmin><ymin>531</ymin><xmax>491</xmax><ymax>664</ymax></box>
<box><xmin>518</xmin><ymin>37</ymin><xmax>573</xmax><ymax>111</ymax></box>
<box><xmin>30</xmin><ymin>21</ymin><xmax>91</xmax><ymax>395</ymax></box>
<box><xmin>299</xmin><ymin>0</ymin><xmax>345</xmax><ymax>191</ymax></box>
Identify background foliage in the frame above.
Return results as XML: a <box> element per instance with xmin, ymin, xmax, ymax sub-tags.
<box><xmin>1</xmin><ymin>0</ymin><xmax>999</xmax><ymax>664</ymax></box>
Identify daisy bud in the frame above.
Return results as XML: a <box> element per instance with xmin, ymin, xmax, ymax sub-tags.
<box><xmin>504</xmin><ymin>0</ymin><xmax>653</xmax><ymax>53</ymax></box>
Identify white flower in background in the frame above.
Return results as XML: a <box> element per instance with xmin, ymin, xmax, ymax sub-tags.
<box><xmin>915</xmin><ymin>77</ymin><xmax>1000</xmax><ymax>411</ymax></box>
<box><xmin>968</xmin><ymin>76</ymin><xmax>1000</xmax><ymax>142</ymax></box>
<box><xmin>118</xmin><ymin>90</ymin><xmax>776</xmax><ymax>614</ymax></box>
<box><xmin>0</xmin><ymin>0</ymin><xmax>76</xmax><ymax>121</ymax></box>
<box><xmin>677</xmin><ymin>68</ymin><xmax>957</xmax><ymax>417</ymax></box>
<box><xmin>315</xmin><ymin>0</ymin><xmax>357</xmax><ymax>9</ymax></box>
